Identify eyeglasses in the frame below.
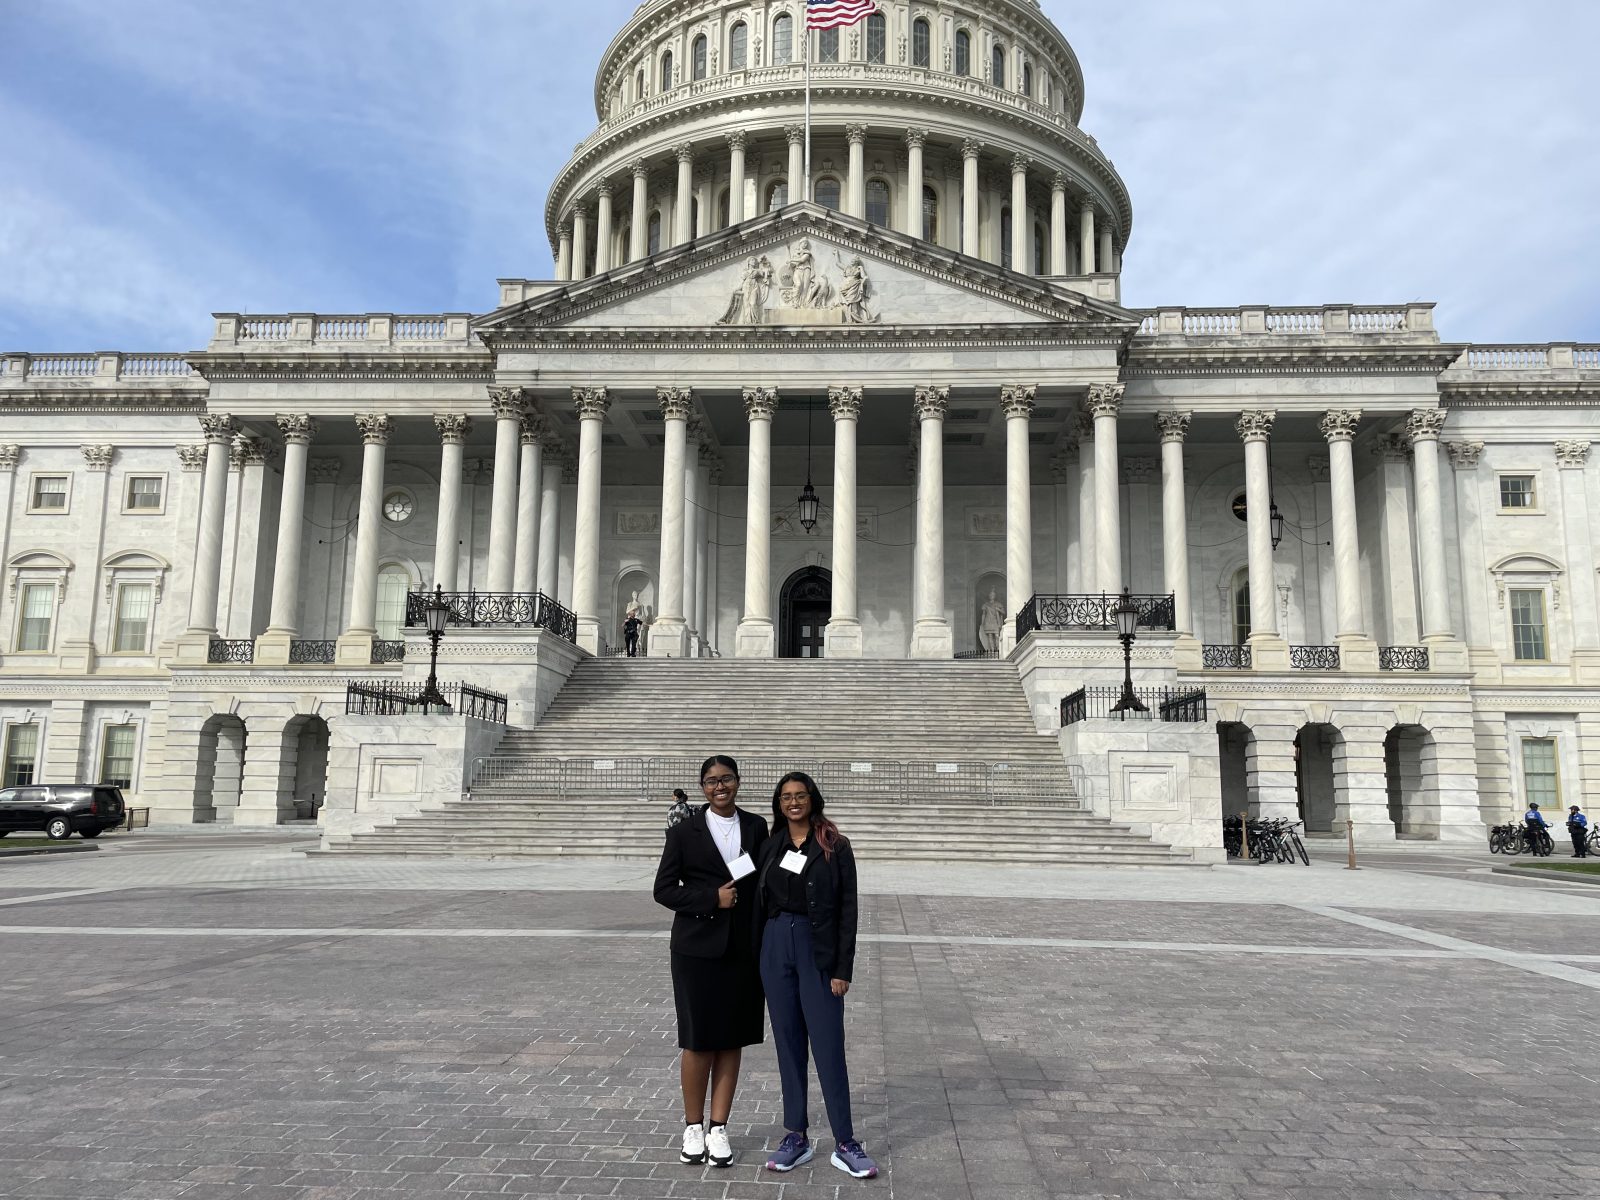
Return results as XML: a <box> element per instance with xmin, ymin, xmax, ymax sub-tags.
<box><xmin>702</xmin><ymin>775</ymin><xmax>737</xmax><ymax>789</ymax></box>
<box><xmin>779</xmin><ymin>792</ymin><xmax>811</xmax><ymax>802</ymax></box>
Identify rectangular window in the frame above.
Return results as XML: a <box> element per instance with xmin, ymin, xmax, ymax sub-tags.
<box><xmin>125</xmin><ymin>475</ymin><xmax>164</xmax><ymax>511</ymax></box>
<box><xmin>16</xmin><ymin>583</ymin><xmax>54</xmax><ymax>652</ymax></box>
<box><xmin>3</xmin><ymin>724</ymin><xmax>38</xmax><ymax>787</ymax></box>
<box><xmin>1509</xmin><ymin>588</ymin><xmax>1547</xmax><ymax>661</ymax></box>
<box><xmin>100</xmin><ymin>724</ymin><xmax>137</xmax><ymax>789</ymax></box>
<box><xmin>818</xmin><ymin>28</ymin><xmax>839</xmax><ymax>63</ymax></box>
<box><xmin>1499</xmin><ymin>474</ymin><xmax>1536</xmax><ymax>509</ymax></box>
<box><xmin>29</xmin><ymin>475</ymin><xmax>68</xmax><ymax>511</ymax></box>
<box><xmin>113</xmin><ymin>583</ymin><xmax>154</xmax><ymax>653</ymax></box>
<box><xmin>1521</xmin><ymin>737</ymin><xmax>1560</xmax><ymax>809</ymax></box>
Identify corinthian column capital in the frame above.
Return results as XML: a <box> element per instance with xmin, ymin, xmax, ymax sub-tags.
<box><xmin>489</xmin><ymin>386</ymin><xmax>528</xmax><ymax>420</ymax></box>
<box><xmin>1000</xmin><ymin>384</ymin><xmax>1036</xmax><ymax>418</ymax></box>
<box><xmin>355</xmin><ymin>414</ymin><xmax>393</xmax><ymax>445</ymax></box>
<box><xmin>1235</xmin><ymin>409</ymin><xmax>1277</xmax><ymax>443</ymax></box>
<box><xmin>913</xmin><ymin>385</ymin><xmax>949</xmax><ymax>420</ymax></box>
<box><xmin>198</xmin><ymin>413</ymin><xmax>237</xmax><ymax>443</ymax></box>
<box><xmin>1405</xmin><ymin>408</ymin><xmax>1447</xmax><ymax>442</ymax></box>
<box><xmin>434</xmin><ymin>413</ymin><xmax>472</xmax><ymax>444</ymax></box>
<box><xmin>1318</xmin><ymin>408</ymin><xmax>1362</xmax><ymax>443</ymax></box>
<box><xmin>658</xmin><ymin>386</ymin><xmax>694</xmax><ymax>421</ymax></box>
<box><xmin>572</xmin><ymin>387</ymin><xmax>611</xmax><ymax>419</ymax></box>
<box><xmin>1086</xmin><ymin>382</ymin><xmax>1125</xmax><ymax>418</ymax></box>
<box><xmin>828</xmin><ymin>386</ymin><xmax>863</xmax><ymax>420</ymax></box>
<box><xmin>1154</xmin><ymin>410</ymin><xmax>1192</xmax><ymax>443</ymax></box>
<box><xmin>742</xmin><ymin>386</ymin><xmax>779</xmax><ymax>421</ymax></box>
<box><xmin>276</xmin><ymin>414</ymin><xmax>317</xmax><ymax>445</ymax></box>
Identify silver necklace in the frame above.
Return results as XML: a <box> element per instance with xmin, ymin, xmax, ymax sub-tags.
<box><xmin>709</xmin><ymin>811</ymin><xmax>742</xmax><ymax>860</ymax></box>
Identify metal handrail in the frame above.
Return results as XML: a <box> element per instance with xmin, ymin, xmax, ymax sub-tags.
<box><xmin>1015</xmin><ymin>593</ymin><xmax>1177</xmax><ymax>639</ymax></box>
<box><xmin>405</xmin><ymin>590</ymin><xmax>577</xmax><ymax>642</ymax></box>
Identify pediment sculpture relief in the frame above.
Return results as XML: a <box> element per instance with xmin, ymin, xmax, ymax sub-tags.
<box><xmin>717</xmin><ymin>239</ymin><xmax>881</xmax><ymax>327</ymax></box>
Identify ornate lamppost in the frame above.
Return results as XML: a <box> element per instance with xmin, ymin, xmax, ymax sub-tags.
<box><xmin>418</xmin><ymin>584</ymin><xmax>451</xmax><ymax>713</ymax></box>
<box><xmin>1109</xmin><ymin>587</ymin><xmax>1147</xmax><ymax>718</ymax></box>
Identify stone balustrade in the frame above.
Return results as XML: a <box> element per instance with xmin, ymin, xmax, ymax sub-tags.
<box><xmin>1134</xmin><ymin>304</ymin><xmax>1434</xmax><ymax>338</ymax></box>
<box><xmin>0</xmin><ymin>351</ymin><xmax>200</xmax><ymax>385</ymax></box>
<box><xmin>1451</xmin><ymin>344</ymin><xmax>1600</xmax><ymax>370</ymax></box>
<box><xmin>210</xmin><ymin>313</ymin><xmax>474</xmax><ymax>349</ymax></box>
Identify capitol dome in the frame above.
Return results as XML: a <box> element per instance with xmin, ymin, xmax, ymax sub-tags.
<box><xmin>545</xmin><ymin>0</ymin><xmax>1132</xmax><ymax>287</ymax></box>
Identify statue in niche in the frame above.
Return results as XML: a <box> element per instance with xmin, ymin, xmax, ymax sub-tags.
<box><xmin>978</xmin><ymin>589</ymin><xmax>1005</xmax><ymax>654</ymax></box>
<box><xmin>835</xmin><ymin>252</ymin><xmax>879</xmax><ymax>324</ymax></box>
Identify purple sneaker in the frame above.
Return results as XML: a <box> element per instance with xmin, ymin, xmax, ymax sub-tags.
<box><xmin>831</xmin><ymin>1139</ymin><xmax>878</xmax><ymax>1179</ymax></box>
<box><xmin>766</xmin><ymin>1130</ymin><xmax>813</xmax><ymax>1172</ymax></box>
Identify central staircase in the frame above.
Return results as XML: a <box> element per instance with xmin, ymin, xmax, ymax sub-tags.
<box><xmin>327</xmin><ymin>658</ymin><xmax>1194</xmax><ymax>864</ymax></box>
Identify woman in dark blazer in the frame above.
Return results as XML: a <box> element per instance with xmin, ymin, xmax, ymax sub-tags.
<box><xmin>652</xmin><ymin>754</ymin><xmax>769</xmax><ymax>1169</ymax></box>
<box><xmin>754</xmin><ymin>770</ymin><xmax>877</xmax><ymax>1179</ymax></box>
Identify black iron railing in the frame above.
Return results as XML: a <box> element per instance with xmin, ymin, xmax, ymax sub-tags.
<box><xmin>1015</xmin><ymin>593</ymin><xmax>1177</xmax><ymax>639</ymax></box>
<box><xmin>344</xmin><ymin>680</ymin><xmax>508</xmax><ymax>723</ymax></box>
<box><xmin>1060</xmin><ymin>686</ymin><xmax>1209</xmax><ymax>726</ymax></box>
<box><xmin>1379</xmin><ymin>645</ymin><xmax>1430</xmax><ymax>671</ymax></box>
<box><xmin>371</xmin><ymin>640</ymin><xmax>406</xmax><ymax>664</ymax></box>
<box><xmin>289</xmin><ymin>639</ymin><xmax>337</xmax><ymax>664</ymax></box>
<box><xmin>406</xmin><ymin>590</ymin><xmax>577</xmax><ymax>642</ymax></box>
<box><xmin>1202</xmin><ymin>644</ymin><xmax>1252</xmax><ymax>669</ymax></box>
<box><xmin>954</xmin><ymin>648</ymin><xmax>1000</xmax><ymax>660</ymax></box>
<box><xmin>1289</xmin><ymin>645</ymin><xmax>1341</xmax><ymax>671</ymax></box>
<box><xmin>208</xmin><ymin>638</ymin><xmax>255</xmax><ymax>664</ymax></box>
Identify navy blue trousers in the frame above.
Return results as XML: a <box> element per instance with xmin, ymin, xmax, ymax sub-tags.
<box><xmin>760</xmin><ymin>912</ymin><xmax>854</xmax><ymax>1143</ymax></box>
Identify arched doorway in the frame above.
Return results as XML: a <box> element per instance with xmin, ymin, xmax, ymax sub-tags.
<box><xmin>195</xmin><ymin>714</ymin><xmax>247</xmax><ymax>823</ymax></box>
<box><xmin>779</xmin><ymin>566</ymin><xmax>831</xmax><ymax>658</ymax></box>
<box><xmin>1295</xmin><ymin>723</ymin><xmax>1340</xmax><ymax>833</ymax></box>
<box><xmin>285</xmin><ymin>714</ymin><xmax>331</xmax><ymax>822</ymax></box>
<box><xmin>1385</xmin><ymin>724</ymin><xmax>1432</xmax><ymax>837</ymax></box>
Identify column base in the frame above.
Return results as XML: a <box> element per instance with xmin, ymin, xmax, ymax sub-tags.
<box><xmin>1245</xmin><ymin>633</ymin><xmax>1290</xmax><ymax>670</ymax></box>
<box><xmin>1335</xmin><ymin>633</ymin><xmax>1379</xmax><ymax>672</ymax></box>
<box><xmin>576</xmin><ymin>617</ymin><xmax>603</xmax><ymax>656</ymax></box>
<box><xmin>909</xmin><ymin>619</ymin><xmax>953</xmax><ymax>659</ymax></box>
<box><xmin>1171</xmin><ymin>633</ymin><xmax>1203</xmax><ymax>672</ymax></box>
<box><xmin>648</xmin><ymin>619</ymin><xmax>690</xmax><ymax>659</ymax></box>
<box><xmin>735</xmin><ymin>618</ymin><xmax>775</xmax><ymax>658</ymax></box>
<box><xmin>335</xmin><ymin>631</ymin><xmax>376</xmax><ymax>667</ymax></box>
<box><xmin>174</xmin><ymin>630</ymin><xmax>215</xmax><ymax>665</ymax></box>
<box><xmin>1421</xmin><ymin>634</ymin><xmax>1469</xmax><ymax>671</ymax></box>
<box><xmin>824</xmin><ymin>619</ymin><xmax>863</xmax><ymax>659</ymax></box>
<box><xmin>255</xmin><ymin>630</ymin><xmax>293</xmax><ymax>666</ymax></box>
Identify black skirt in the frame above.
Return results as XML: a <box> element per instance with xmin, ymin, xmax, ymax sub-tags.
<box><xmin>671</xmin><ymin>943</ymin><xmax>765</xmax><ymax>1051</ymax></box>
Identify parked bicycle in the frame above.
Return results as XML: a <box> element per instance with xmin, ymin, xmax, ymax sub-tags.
<box><xmin>1488</xmin><ymin>821</ymin><xmax>1522</xmax><ymax>854</ymax></box>
<box><xmin>1223</xmin><ymin>816</ymin><xmax>1310</xmax><ymax>865</ymax></box>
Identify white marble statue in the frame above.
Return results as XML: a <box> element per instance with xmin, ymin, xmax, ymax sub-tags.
<box><xmin>978</xmin><ymin>589</ymin><xmax>1005</xmax><ymax>653</ymax></box>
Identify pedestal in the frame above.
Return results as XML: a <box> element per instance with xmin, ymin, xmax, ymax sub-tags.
<box><xmin>1422</xmin><ymin>635</ymin><xmax>1469</xmax><ymax>672</ymax></box>
<box><xmin>335</xmin><ymin>631</ymin><xmax>375</xmax><ymax>667</ymax></box>
<box><xmin>648</xmin><ymin>619</ymin><xmax>690</xmax><ymax>659</ymax></box>
<box><xmin>909</xmin><ymin>619</ymin><xmax>953</xmax><ymax>659</ymax></box>
<box><xmin>1171</xmin><ymin>633</ymin><xmax>1203</xmax><ymax>672</ymax></box>
<box><xmin>576</xmin><ymin>617</ymin><xmax>603</xmax><ymax>656</ymax></box>
<box><xmin>824</xmin><ymin>618</ymin><xmax>863</xmax><ymax>659</ymax></box>
<box><xmin>1246</xmin><ymin>634</ymin><xmax>1290</xmax><ymax>671</ymax></box>
<box><xmin>254</xmin><ymin>631</ymin><xmax>292</xmax><ymax>666</ymax></box>
<box><xmin>735</xmin><ymin>618</ymin><xmax>775</xmax><ymax>658</ymax></box>
<box><xmin>174</xmin><ymin>631</ymin><xmax>214</xmax><ymax>665</ymax></box>
<box><xmin>1336</xmin><ymin>633</ymin><xmax>1379</xmax><ymax>672</ymax></box>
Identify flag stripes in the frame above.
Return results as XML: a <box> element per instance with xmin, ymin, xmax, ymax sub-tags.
<box><xmin>805</xmin><ymin>0</ymin><xmax>878</xmax><ymax>30</ymax></box>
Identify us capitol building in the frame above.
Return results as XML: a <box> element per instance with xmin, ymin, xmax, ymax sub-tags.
<box><xmin>2</xmin><ymin>0</ymin><xmax>1595</xmax><ymax>859</ymax></box>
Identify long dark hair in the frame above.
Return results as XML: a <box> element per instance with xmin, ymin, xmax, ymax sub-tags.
<box><xmin>699</xmin><ymin>754</ymin><xmax>739</xmax><ymax>783</ymax></box>
<box><xmin>771</xmin><ymin>770</ymin><xmax>843</xmax><ymax>860</ymax></box>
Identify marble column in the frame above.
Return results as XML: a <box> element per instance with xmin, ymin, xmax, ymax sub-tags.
<box><xmin>1001</xmin><ymin>384</ymin><xmax>1035</xmax><ymax>652</ymax></box>
<box><xmin>254</xmin><ymin>415</ymin><xmax>316</xmax><ymax>663</ymax></box>
<box><xmin>845</xmin><ymin>125</ymin><xmax>867</xmax><ymax>218</ymax></box>
<box><xmin>911</xmin><ymin>385</ymin><xmax>953</xmax><ymax>658</ymax></box>
<box><xmin>1320</xmin><ymin>409</ymin><xmax>1377</xmax><ymax>668</ymax></box>
<box><xmin>785</xmin><ymin>125</ymin><xmax>806</xmax><ymax>205</ymax></box>
<box><xmin>594</xmin><ymin>184</ymin><xmax>614</xmax><ymax>274</ymax></box>
<box><xmin>673</xmin><ymin>143</ymin><xmax>694</xmax><ymax>246</ymax></box>
<box><xmin>513</xmin><ymin>413</ymin><xmax>544</xmax><ymax>594</ymax></box>
<box><xmin>961</xmin><ymin>139</ymin><xmax>982</xmax><ymax>257</ymax></box>
<box><xmin>184</xmin><ymin>413</ymin><xmax>235</xmax><ymax>640</ymax></box>
<box><xmin>537</xmin><ymin>436</ymin><xmax>563</xmax><ymax>596</ymax></box>
<box><xmin>1050</xmin><ymin>174</ymin><xmax>1069</xmax><ymax>274</ymax></box>
<box><xmin>1155</xmin><ymin>411</ymin><xmax>1193</xmax><ymax>635</ymax></box>
<box><xmin>1049</xmin><ymin>444</ymin><xmax>1077</xmax><ymax>593</ymax></box>
<box><xmin>571</xmin><ymin>388</ymin><xmax>610</xmax><ymax>653</ymax></box>
<box><xmin>556</xmin><ymin>216</ymin><xmax>573</xmax><ymax>281</ymax></box>
<box><xmin>336</xmin><ymin>414</ymin><xmax>392</xmax><ymax>664</ymax></box>
<box><xmin>629</xmin><ymin>160</ymin><xmax>649</xmax><ymax>261</ymax></box>
<box><xmin>825</xmin><ymin>386</ymin><xmax>863</xmax><ymax>658</ymax></box>
<box><xmin>652</xmin><ymin>387</ymin><xmax>692</xmax><ymax>657</ymax></box>
<box><xmin>1075</xmin><ymin>414</ymin><xmax>1096</xmax><ymax>595</ymax></box>
<box><xmin>1406</xmin><ymin>409</ymin><xmax>1456</xmax><ymax>650</ymax></box>
<box><xmin>1445</xmin><ymin>440</ymin><xmax>1487</xmax><ymax>648</ymax></box>
<box><xmin>1010</xmin><ymin>156</ymin><xmax>1029</xmax><ymax>273</ymax></box>
<box><xmin>485</xmin><ymin>387</ymin><xmax>525</xmax><ymax>594</ymax></box>
<box><xmin>727</xmin><ymin>132</ymin><xmax>748</xmax><ymax>224</ymax></box>
<box><xmin>1088</xmin><ymin>383</ymin><xmax>1123</xmax><ymax>594</ymax></box>
<box><xmin>1078</xmin><ymin>200</ymin><xmax>1095</xmax><ymax>274</ymax></box>
<box><xmin>904</xmin><ymin>129</ymin><xmax>926</xmax><ymax>238</ymax></box>
<box><xmin>571</xmin><ymin>206</ymin><xmax>589</xmax><ymax>281</ymax></box>
<box><xmin>1236</xmin><ymin>409</ymin><xmax>1289</xmax><ymax>668</ymax></box>
<box><xmin>701</xmin><ymin>455</ymin><xmax>721</xmax><ymax>648</ymax></box>
<box><xmin>432</xmin><ymin>414</ymin><xmax>470</xmax><ymax>592</ymax></box>
<box><xmin>682</xmin><ymin>418</ymin><xmax>702</xmax><ymax>647</ymax></box>
<box><xmin>1098</xmin><ymin>222</ymin><xmax>1114</xmax><ymax>276</ymax></box>
<box><xmin>735</xmin><ymin>387</ymin><xmax>779</xmax><ymax>657</ymax></box>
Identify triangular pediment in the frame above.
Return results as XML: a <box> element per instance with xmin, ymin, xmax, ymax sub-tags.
<box><xmin>477</xmin><ymin>204</ymin><xmax>1137</xmax><ymax>340</ymax></box>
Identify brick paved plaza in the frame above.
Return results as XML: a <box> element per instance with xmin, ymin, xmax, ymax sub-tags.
<box><xmin>2</xmin><ymin>836</ymin><xmax>1599</xmax><ymax>1199</ymax></box>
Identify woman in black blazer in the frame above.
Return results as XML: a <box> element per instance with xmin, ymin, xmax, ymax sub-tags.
<box><xmin>652</xmin><ymin>754</ymin><xmax>769</xmax><ymax>1169</ymax></box>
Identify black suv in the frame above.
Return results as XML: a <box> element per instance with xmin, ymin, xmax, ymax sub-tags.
<box><xmin>0</xmin><ymin>784</ymin><xmax>125</xmax><ymax>839</ymax></box>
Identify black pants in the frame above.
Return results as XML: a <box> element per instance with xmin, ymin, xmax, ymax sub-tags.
<box><xmin>1526</xmin><ymin>823</ymin><xmax>1549</xmax><ymax>856</ymax></box>
<box><xmin>1571</xmin><ymin>828</ymin><xmax>1589</xmax><ymax>857</ymax></box>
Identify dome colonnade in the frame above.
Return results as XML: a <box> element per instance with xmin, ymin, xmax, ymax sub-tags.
<box><xmin>547</xmin><ymin>0</ymin><xmax>1132</xmax><ymax>285</ymax></box>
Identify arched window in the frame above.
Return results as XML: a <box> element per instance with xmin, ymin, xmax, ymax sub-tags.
<box><xmin>1001</xmin><ymin>207</ymin><xmax>1013</xmax><ymax>269</ymax></box>
<box><xmin>865</xmin><ymin>178</ymin><xmax>890</xmax><ymax>226</ymax></box>
<box><xmin>1034</xmin><ymin>222</ymin><xmax>1046</xmax><ymax>274</ymax></box>
<box><xmin>660</xmin><ymin>50</ymin><xmax>673</xmax><ymax>91</ymax></box>
<box><xmin>866</xmin><ymin>12</ymin><xmax>887</xmax><ymax>63</ymax></box>
<box><xmin>772</xmin><ymin>14</ymin><xmax>793</xmax><ymax>64</ymax></box>
<box><xmin>635</xmin><ymin>68</ymin><xmax>645</xmax><ymax>100</ymax></box>
<box><xmin>717</xmin><ymin>188</ymin><xmax>730</xmax><ymax>229</ymax></box>
<box><xmin>1232</xmin><ymin>568</ymin><xmax>1251</xmax><ymax>645</ymax></box>
<box><xmin>991</xmin><ymin>43</ymin><xmax>1006</xmax><ymax>88</ymax></box>
<box><xmin>767</xmin><ymin>180</ymin><xmax>789</xmax><ymax>211</ymax></box>
<box><xmin>922</xmin><ymin>185</ymin><xmax>939</xmax><ymax>243</ymax></box>
<box><xmin>818</xmin><ymin>27</ymin><xmax>839</xmax><ymax>63</ymax></box>
<box><xmin>692</xmin><ymin>35</ymin><xmax>707</xmax><ymax>81</ymax></box>
<box><xmin>647</xmin><ymin>210</ymin><xmax>662</xmax><ymax>255</ymax></box>
<box><xmin>912</xmin><ymin>17</ymin><xmax>931</xmax><ymax>68</ymax></box>
<box><xmin>729</xmin><ymin>21</ymin><xmax>748</xmax><ymax>70</ymax></box>
<box><xmin>376</xmin><ymin>565</ymin><xmax>411</xmax><ymax>642</ymax></box>
<box><xmin>1022</xmin><ymin>63</ymin><xmax>1033</xmax><ymax>97</ymax></box>
<box><xmin>815</xmin><ymin>177</ymin><xmax>842</xmax><ymax>211</ymax></box>
<box><xmin>691</xmin><ymin>197</ymin><xmax>701</xmax><ymax>236</ymax></box>
<box><xmin>955</xmin><ymin>29</ymin><xmax>971</xmax><ymax>76</ymax></box>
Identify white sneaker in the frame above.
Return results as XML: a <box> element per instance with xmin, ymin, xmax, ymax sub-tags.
<box><xmin>705</xmin><ymin>1123</ymin><xmax>733</xmax><ymax>1168</ymax></box>
<box><xmin>680</xmin><ymin>1123</ymin><xmax>707</xmax><ymax>1164</ymax></box>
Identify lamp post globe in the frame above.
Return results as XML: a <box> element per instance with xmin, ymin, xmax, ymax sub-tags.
<box><xmin>419</xmin><ymin>584</ymin><xmax>451</xmax><ymax>713</ymax></box>
<box><xmin>1109</xmin><ymin>587</ymin><xmax>1147</xmax><ymax>717</ymax></box>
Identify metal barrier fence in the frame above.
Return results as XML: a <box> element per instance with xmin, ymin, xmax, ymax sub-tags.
<box><xmin>1060</xmin><ymin>686</ymin><xmax>1210</xmax><ymax>726</ymax></box>
<box><xmin>466</xmin><ymin>756</ymin><xmax>1076</xmax><ymax>805</ymax></box>
<box><xmin>345</xmin><ymin>680</ymin><xmax>508</xmax><ymax>723</ymax></box>
<box><xmin>1015</xmin><ymin>593</ymin><xmax>1178</xmax><ymax>639</ymax></box>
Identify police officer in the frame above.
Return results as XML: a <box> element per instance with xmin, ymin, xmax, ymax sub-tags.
<box><xmin>1567</xmin><ymin>806</ymin><xmax>1589</xmax><ymax>858</ymax></box>
<box><xmin>1524</xmin><ymin>802</ymin><xmax>1552</xmax><ymax>857</ymax></box>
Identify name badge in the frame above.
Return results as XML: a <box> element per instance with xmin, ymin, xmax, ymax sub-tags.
<box><xmin>727</xmin><ymin>852</ymin><xmax>756</xmax><ymax>881</ymax></box>
<box><xmin>781</xmin><ymin>849</ymin><xmax>808</xmax><ymax>874</ymax></box>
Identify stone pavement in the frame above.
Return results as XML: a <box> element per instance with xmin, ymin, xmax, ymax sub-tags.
<box><xmin>2</xmin><ymin>834</ymin><xmax>1599</xmax><ymax>1199</ymax></box>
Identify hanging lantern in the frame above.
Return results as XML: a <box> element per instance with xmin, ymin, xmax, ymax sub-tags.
<box><xmin>798</xmin><ymin>480</ymin><xmax>820</xmax><ymax>532</ymax></box>
<box><xmin>1269</xmin><ymin>500</ymin><xmax>1285</xmax><ymax>551</ymax></box>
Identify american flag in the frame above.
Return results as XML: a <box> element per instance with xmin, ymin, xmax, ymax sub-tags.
<box><xmin>806</xmin><ymin>0</ymin><xmax>878</xmax><ymax>31</ymax></box>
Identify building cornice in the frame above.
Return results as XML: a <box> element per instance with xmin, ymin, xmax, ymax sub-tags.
<box><xmin>494</xmin><ymin>323</ymin><xmax>1127</xmax><ymax>353</ymax></box>
<box><xmin>0</xmin><ymin>391</ymin><xmax>207</xmax><ymax>414</ymax></box>
<box><xmin>1123</xmin><ymin>343</ymin><xmax>1464</xmax><ymax>379</ymax></box>
<box><xmin>189</xmin><ymin>351</ymin><xmax>493</xmax><ymax>382</ymax></box>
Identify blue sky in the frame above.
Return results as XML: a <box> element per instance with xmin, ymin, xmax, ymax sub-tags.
<box><xmin>1</xmin><ymin>0</ymin><xmax>1596</xmax><ymax>351</ymax></box>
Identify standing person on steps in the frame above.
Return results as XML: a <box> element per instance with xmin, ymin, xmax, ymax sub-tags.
<box><xmin>1568</xmin><ymin>805</ymin><xmax>1590</xmax><ymax>858</ymax></box>
<box><xmin>653</xmin><ymin>755</ymin><xmax>768</xmax><ymax>1169</ymax></box>
<box><xmin>756</xmin><ymin>770</ymin><xmax>879</xmax><ymax>1180</ymax></box>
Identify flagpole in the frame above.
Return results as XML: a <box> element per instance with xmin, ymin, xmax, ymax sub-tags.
<box><xmin>803</xmin><ymin>20</ymin><xmax>812</xmax><ymax>203</ymax></box>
